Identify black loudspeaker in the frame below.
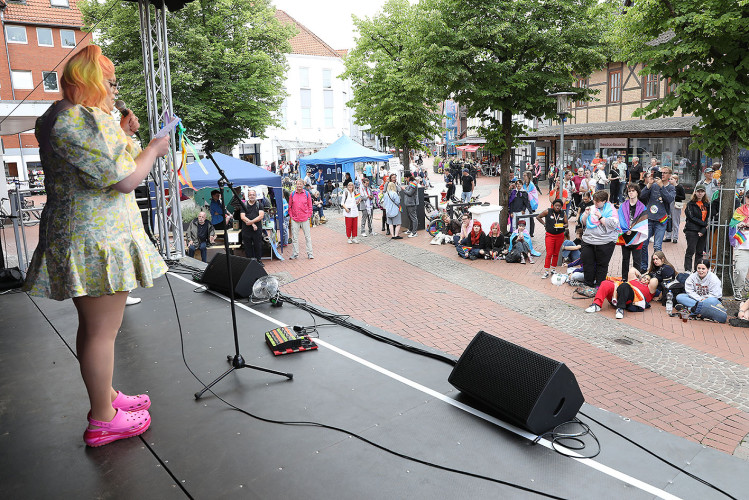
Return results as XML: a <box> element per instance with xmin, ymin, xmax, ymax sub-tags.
<box><xmin>448</xmin><ymin>331</ymin><xmax>584</xmax><ymax>435</ymax></box>
<box><xmin>200</xmin><ymin>253</ymin><xmax>267</xmax><ymax>298</ymax></box>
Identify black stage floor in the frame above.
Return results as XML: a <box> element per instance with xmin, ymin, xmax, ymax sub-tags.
<box><xmin>1</xmin><ymin>257</ymin><xmax>747</xmax><ymax>500</ymax></box>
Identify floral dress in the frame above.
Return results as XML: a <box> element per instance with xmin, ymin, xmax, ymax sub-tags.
<box><xmin>23</xmin><ymin>103</ymin><xmax>167</xmax><ymax>300</ymax></box>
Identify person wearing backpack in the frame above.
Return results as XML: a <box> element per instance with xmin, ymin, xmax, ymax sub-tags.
<box><xmin>288</xmin><ymin>179</ymin><xmax>314</xmax><ymax>259</ymax></box>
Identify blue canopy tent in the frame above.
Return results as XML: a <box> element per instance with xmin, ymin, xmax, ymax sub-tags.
<box><xmin>184</xmin><ymin>152</ymin><xmax>285</xmax><ymax>252</ymax></box>
<box><xmin>298</xmin><ymin>135</ymin><xmax>392</xmax><ymax>182</ymax></box>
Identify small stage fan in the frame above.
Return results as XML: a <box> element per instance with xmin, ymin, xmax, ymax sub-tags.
<box><xmin>252</xmin><ymin>275</ymin><xmax>282</xmax><ymax>306</ymax></box>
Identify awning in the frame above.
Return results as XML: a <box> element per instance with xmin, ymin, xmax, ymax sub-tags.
<box><xmin>520</xmin><ymin>116</ymin><xmax>701</xmax><ymax>140</ymax></box>
<box><xmin>454</xmin><ymin>136</ymin><xmax>486</xmax><ymax>145</ymax></box>
<box><xmin>456</xmin><ymin>145</ymin><xmax>482</xmax><ymax>152</ymax></box>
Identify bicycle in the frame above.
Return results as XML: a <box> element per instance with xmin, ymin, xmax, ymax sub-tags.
<box><xmin>20</xmin><ymin>197</ymin><xmax>42</xmax><ymax>226</ymax></box>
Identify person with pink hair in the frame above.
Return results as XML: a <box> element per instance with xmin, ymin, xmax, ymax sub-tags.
<box><xmin>24</xmin><ymin>45</ymin><xmax>170</xmax><ymax>447</ymax></box>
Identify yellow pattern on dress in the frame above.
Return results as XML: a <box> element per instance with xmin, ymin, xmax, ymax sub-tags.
<box><xmin>23</xmin><ymin>104</ymin><xmax>167</xmax><ymax>300</ymax></box>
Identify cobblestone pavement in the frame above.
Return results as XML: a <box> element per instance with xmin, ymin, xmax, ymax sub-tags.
<box><xmin>269</xmin><ymin>170</ymin><xmax>749</xmax><ymax>457</ymax></box>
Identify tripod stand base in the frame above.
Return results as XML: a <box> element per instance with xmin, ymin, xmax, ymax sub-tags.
<box><xmin>194</xmin><ymin>354</ymin><xmax>293</xmax><ymax>400</ymax></box>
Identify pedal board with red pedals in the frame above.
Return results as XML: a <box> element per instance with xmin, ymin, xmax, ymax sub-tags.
<box><xmin>264</xmin><ymin>326</ymin><xmax>318</xmax><ymax>356</ymax></box>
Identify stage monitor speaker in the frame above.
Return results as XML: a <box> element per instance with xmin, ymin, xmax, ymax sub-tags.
<box><xmin>201</xmin><ymin>253</ymin><xmax>267</xmax><ymax>298</ymax></box>
<box><xmin>448</xmin><ymin>331</ymin><xmax>584</xmax><ymax>435</ymax></box>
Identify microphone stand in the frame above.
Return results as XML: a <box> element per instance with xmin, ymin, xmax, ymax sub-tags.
<box><xmin>195</xmin><ymin>143</ymin><xmax>292</xmax><ymax>400</ymax></box>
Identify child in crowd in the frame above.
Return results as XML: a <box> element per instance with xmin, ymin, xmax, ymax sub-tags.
<box><xmin>506</xmin><ymin>219</ymin><xmax>539</xmax><ymax>264</ymax></box>
<box><xmin>561</xmin><ymin>227</ymin><xmax>583</xmax><ymax>265</ymax></box>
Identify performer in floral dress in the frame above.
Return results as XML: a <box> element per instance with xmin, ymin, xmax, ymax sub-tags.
<box><xmin>23</xmin><ymin>46</ymin><xmax>170</xmax><ymax>447</ymax></box>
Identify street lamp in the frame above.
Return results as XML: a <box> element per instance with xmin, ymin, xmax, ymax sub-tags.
<box><xmin>548</xmin><ymin>92</ymin><xmax>576</xmax><ymax>174</ymax></box>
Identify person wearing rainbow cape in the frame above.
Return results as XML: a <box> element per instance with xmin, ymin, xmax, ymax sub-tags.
<box><xmin>729</xmin><ymin>191</ymin><xmax>749</xmax><ymax>297</ymax></box>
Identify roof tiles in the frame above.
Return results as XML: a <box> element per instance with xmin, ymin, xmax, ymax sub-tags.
<box><xmin>275</xmin><ymin>9</ymin><xmax>342</xmax><ymax>58</ymax></box>
<box><xmin>4</xmin><ymin>0</ymin><xmax>84</xmax><ymax>28</ymax></box>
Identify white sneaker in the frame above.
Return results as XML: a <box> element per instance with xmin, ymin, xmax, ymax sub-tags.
<box><xmin>370</xmin><ymin>231</ymin><xmax>377</xmax><ymax>236</ymax></box>
<box><xmin>348</xmin><ymin>238</ymin><xmax>353</xmax><ymax>244</ymax></box>
<box><xmin>125</xmin><ymin>296</ymin><xmax>141</xmax><ymax>306</ymax></box>
<box><xmin>585</xmin><ymin>304</ymin><xmax>601</xmax><ymax>313</ymax></box>
<box><xmin>408</xmin><ymin>232</ymin><xmax>418</xmax><ymax>238</ymax></box>
<box><xmin>541</xmin><ymin>270</ymin><xmax>550</xmax><ymax>279</ymax></box>
<box><xmin>353</xmin><ymin>238</ymin><xmax>360</xmax><ymax>244</ymax></box>
<box><xmin>615</xmin><ymin>308</ymin><xmax>624</xmax><ymax>319</ymax></box>
<box><xmin>361</xmin><ymin>233</ymin><xmax>368</xmax><ymax>237</ymax></box>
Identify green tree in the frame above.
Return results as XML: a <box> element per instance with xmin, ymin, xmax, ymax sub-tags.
<box><xmin>79</xmin><ymin>0</ymin><xmax>294</xmax><ymax>153</ymax></box>
<box><xmin>419</xmin><ymin>0</ymin><xmax>610</xmax><ymax>230</ymax></box>
<box><xmin>341</xmin><ymin>0</ymin><xmax>443</xmax><ymax>174</ymax></box>
<box><xmin>615</xmin><ymin>0</ymin><xmax>749</xmax><ymax>294</ymax></box>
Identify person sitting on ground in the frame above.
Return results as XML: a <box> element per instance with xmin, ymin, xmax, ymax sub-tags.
<box><xmin>646</xmin><ymin>250</ymin><xmax>676</xmax><ymax>300</ymax></box>
<box><xmin>323</xmin><ymin>179</ymin><xmax>334</xmax><ymax>207</ymax></box>
<box><xmin>430</xmin><ymin>213</ymin><xmax>462</xmax><ymax>245</ymax></box>
<box><xmin>561</xmin><ymin>226</ymin><xmax>583</xmax><ymax>266</ymax></box>
<box><xmin>675</xmin><ymin>259</ymin><xmax>727</xmax><ymax>323</ymax></box>
<box><xmin>457</xmin><ymin>219</ymin><xmax>487</xmax><ymax>260</ymax></box>
<box><xmin>186</xmin><ymin>211</ymin><xmax>216</xmax><ymax>263</ymax></box>
<box><xmin>506</xmin><ymin>219</ymin><xmax>539</xmax><ymax>264</ymax></box>
<box><xmin>585</xmin><ymin>267</ymin><xmax>659</xmax><ymax>319</ymax></box>
<box><xmin>453</xmin><ymin>214</ymin><xmax>472</xmax><ymax>246</ymax></box>
<box><xmin>734</xmin><ymin>299</ymin><xmax>749</xmax><ymax>324</ymax></box>
<box><xmin>484</xmin><ymin>222</ymin><xmax>505</xmax><ymax>260</ymax></box>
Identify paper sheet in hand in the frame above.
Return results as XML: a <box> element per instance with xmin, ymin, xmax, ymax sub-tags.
<box><xmin>155</xmin><ymin>113</ymin><xmax>180</xmax><ymax>139</ymax></box>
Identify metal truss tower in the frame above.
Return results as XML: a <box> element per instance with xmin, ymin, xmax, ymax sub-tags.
<box><xmin>137</xmin><ymin>0</ymin><xmax>184</xmax><ymax>259</ymax></box>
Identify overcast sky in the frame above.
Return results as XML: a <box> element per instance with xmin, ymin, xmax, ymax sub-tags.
<box><xmin>272</xmin><ymin>0</ymin><xmax>395</xmax><ymax>50</ymax></box>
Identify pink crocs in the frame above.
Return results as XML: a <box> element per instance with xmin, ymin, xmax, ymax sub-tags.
<box><xmin>111</xmin><ymin>390</ymin><xmax>151</xmax><ymax>411</ymax></box>
<box><xmin>83</xmin><ymin>408</ymin><xmax>151</xmax><ymax>447</ymax></box>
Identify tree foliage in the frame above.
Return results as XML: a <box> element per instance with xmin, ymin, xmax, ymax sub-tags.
<box><xmin>79</xmin><ymin>0</ymin><xmax>295</xmax><ymax>152</ymax></box>
<box><xmin>341</xmin><ymin>0</ymin><xmax>443</xmax><ymax>172</ymax></box>
<box><xmin>615</xmin><ymin>0</ymin><xmax>749</xmax><ymax>293</ymax></box>
<box><xmin>419</xmin><ymin>0</ymin><xmax>610</xmax><ymax>230</ymax></box>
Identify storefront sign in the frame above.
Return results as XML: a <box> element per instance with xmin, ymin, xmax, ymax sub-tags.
<box><xmin>599</xmin><ymin>137</ymin><xmax>627</xmax><ymax>148</ymax></box>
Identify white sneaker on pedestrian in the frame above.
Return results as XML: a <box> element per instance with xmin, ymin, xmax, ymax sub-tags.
<box><xmin>408</xmin><ymin>232</ymin><xmax>417</xmax><ymax>238</ymax></box>
<box><xmin>370</xmin><ymin>231</ymin><xmax>377</xmax><ymax>236</ymax></box>
<box><xmin>615</xmin><ymin>308</ymin><xmax>624</xmax><ymax>319</ymax></box>
<box><xmin>348</xmin><ymin>238</ymin><xmax>353</xmax><ymax>244</ymax></box>
<box><xmin>361</xmin><ymin>233</ymin><xmax>368</xmax><ymax>237</ymax></box>
<box><xmin>353</xmin><ymin>238</ymin><xmax>360</xmax><ymax>244</ymax></box>
<box><xmin>541</xmin><ymin>270</ymin><xmax>550</xmax><ymax>279</ymax></box>
<box><xmin>585</xmin><ymin>304</ymin><xmax>601</xmax><ymax>313</ymax></box>
<box><xmin>126</xmin><ymin>295</ymin><xmax>141</xmax><ymax>306</ymax></box>
<box><xmin>308</xmin><ymin>254</ymin><xmax>314</xmax><ymax>259</ymax></box>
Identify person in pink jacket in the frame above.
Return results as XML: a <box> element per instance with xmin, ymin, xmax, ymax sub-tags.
<box><xmin>288</xmin><ymin>179</ymin><xmax>314</xmax><ymax>259</ymax></box>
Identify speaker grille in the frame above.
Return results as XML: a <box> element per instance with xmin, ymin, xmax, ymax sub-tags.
<box><xmin>449</xmin><ymin>331</ymin><xmax>561</xmax><ymax>423</ymax></box>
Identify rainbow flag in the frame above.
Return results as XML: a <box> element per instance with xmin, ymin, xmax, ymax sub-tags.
<box><xmin>658</xmin><ymin>214</ymin><xmax>669</xmax><ymax>224</ymax></box>
<box><xmin>354</xmin><ymin>192</ymin><xmax>362</xmax><ymax>204</ymax></box>
<box><xmin>616</xmin><ymin>218</ymin><xmax>648</xmax><ymax>246</ymax></box>
<box><xmin>730</xmin><ymin>205</ymin><xmax>749</xmax><ymax>246</ymax></box>
<box><xmin>524</xmin><ymin>181</ymin><xmax>539</xmax><ymax>211</ymax></box>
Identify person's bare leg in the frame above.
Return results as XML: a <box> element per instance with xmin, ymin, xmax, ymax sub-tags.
<box><xmin>73</xmin><ymin>291</ymin><xmax>128</xmax><ymax>424</ymax></box>
<box><xmin>394</xmin><ymin>224</ymin><xmax>401</xmax><ymax>237</ymax></box>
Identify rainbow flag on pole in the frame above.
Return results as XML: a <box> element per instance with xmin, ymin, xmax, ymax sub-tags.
<box><xmin>730</xmin><ymin>205</ymin><xmax>749</xmax><ymax>247</ymax></box>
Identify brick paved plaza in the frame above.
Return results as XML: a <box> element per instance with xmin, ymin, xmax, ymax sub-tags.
<box><xmin>269</xmin><ymin>171</ymin><xmax>749</xmax><ymax>460</ymax></box>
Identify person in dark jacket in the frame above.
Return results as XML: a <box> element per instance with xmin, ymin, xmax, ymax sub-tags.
<box><xmin>664</xmin><ymin>174</ymin><xmax>686</xmax><ymax>243</ymax></box>
<box><xmin>646</xmin><ymin>250</ymin><xmax>676</xmax><ymax>300</ymax></box>
<box><xmin>683</xmin><ymin>185</ymin><xmax>710</xmax><ymax>272</ymax></box>
<box><xmin>457</xmin><ymin>219</ymin><xmax>486</xmax><ymax>260</ymax></box>
<box><xmin>403</xmin><ymin>173</ymin><xmax>419</xmax><ymax>237</ymax></box>
<box><xmin>509</xmin><ymin>180</ymin><xmax>531</xmax><ymax>231</ymax></box>
<box><xmin>639</xmin><ymin>166</ymin><xmax>675</xmax><ymax>271</ymax></box>
<box><xmin>484</xmin><ymin>222</ymin><xmax>505</xmax><ymax>259</ymax></box>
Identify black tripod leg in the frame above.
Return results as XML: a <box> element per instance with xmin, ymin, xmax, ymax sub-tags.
<box><xmin>195</xmin><ymin>365</ymin><xmax>237</xmax><ymax>400</ymax></box>
<box><xmin>242</xmin><ymin>363</ymin><xmax>293</xmax><ymax>380</ymax></box>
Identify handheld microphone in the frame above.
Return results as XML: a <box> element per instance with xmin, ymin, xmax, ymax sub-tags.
<box><xmin>114</xmin><ymin>100</ymin><xmax>141</xmax><ymax>142</ymax></box>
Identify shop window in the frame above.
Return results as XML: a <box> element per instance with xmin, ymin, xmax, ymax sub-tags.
<box><xmin>643</xmin><ymin>72</ymin><xmax>659</xmax><ymax>99</ymax></box>
<box><xmin>608</xmin><ymin>70</ymin><xmax>621</xmax><ymax>103</ymax></box>
<box><xmin>60</xmin><ymin>29</ymin><xmax>76</xmax><ymax>48</ymax></box>
<box><xmin>576</xmin><ymin>78</ymin><xmax>589</xmax><ymax>106</ymax></box>
<box><xmin>6</xmin><ymin>25</ymin><xmax>27</xmax><ymax>44</ymax></box>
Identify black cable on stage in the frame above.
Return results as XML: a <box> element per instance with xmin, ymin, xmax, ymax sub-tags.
<box><xmin>0</xmin><ymin>0</ymin><xmax>122</xmax><ymax>129</ymax></box>
<box><xmin>24</xmin><ymin>293</ymin><xmax>195</xmax><ymax>500</ymax></box>
<box><xmin>579</xmin><ymin>410</ymin><xmax>737</xmax><ymax>500</ymax></box>
<box><xmin>162</xmin><ymin>273</ymin><xmax>566</xmax><ymax>499</ymax></box>
<box><xmin>280</xmin><ymin>293</ymin><xmax>458</xmax><ymax>367</ymax></box>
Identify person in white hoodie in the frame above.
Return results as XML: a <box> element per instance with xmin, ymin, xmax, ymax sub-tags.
<box><xmin>341</xmin><ymin>182</ymin><xmax>360</xmax><ymax>244</ymax></box>
<box><xmin>675</xmin><ymin>259</ymin><xmax>727</xmax><ymax>323</ymax></box>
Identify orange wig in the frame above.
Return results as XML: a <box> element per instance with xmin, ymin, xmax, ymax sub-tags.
<box><xmin>61</xmin><ymin>45</ymin><xmax>115</xmax><ymax>112</ymax></box>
